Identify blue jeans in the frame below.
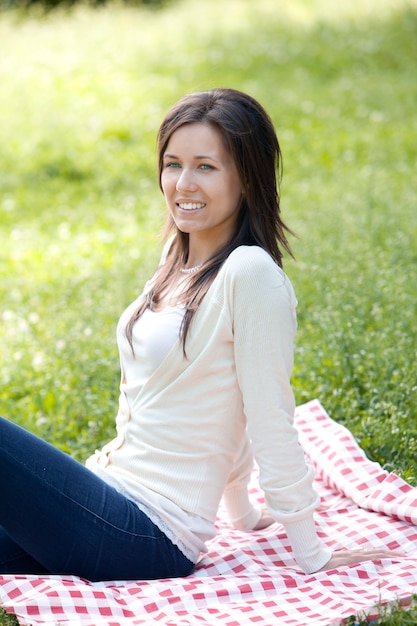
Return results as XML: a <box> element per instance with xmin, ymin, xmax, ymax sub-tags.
<box><xmin>0</xmin><ymin>416</ymin><xmax>194</xmax><ymax>581</ymax></box>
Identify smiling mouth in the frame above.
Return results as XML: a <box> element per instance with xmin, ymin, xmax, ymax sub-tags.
<box><xmin>177</xmin><ymin>202</ymin><xmax>206</xmax><ymax>211</ymax></box>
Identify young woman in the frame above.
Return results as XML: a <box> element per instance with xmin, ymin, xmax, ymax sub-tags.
<box><xmin>0</xmin><ymin>88</ymin><xmax>402</xmax><ymax>581</ymax></box>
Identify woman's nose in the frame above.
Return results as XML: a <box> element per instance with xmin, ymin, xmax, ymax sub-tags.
<box><xmin>176</xmin><ymin>169</ymin><xmax>198</xmax><ymax>192</ymax></box>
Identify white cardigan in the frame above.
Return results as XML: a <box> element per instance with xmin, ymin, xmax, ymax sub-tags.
<box><xmin>87</xmin><ymin>245</ymin><xmax>331</xmax><ymax>573</ymax></box>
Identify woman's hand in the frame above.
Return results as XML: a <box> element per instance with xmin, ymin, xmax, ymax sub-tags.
<box><xmin>318</xmin><ymin>548</ymin><xmax>406</xmax><ymax>571</ymax></box>
<box><xmin>252</xmin><ymin>507</ymin><xmax>275</xmax><ymax>530</ymax></box>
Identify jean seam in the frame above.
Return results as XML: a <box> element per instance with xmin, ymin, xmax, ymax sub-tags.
<box><xmin>2</xmin><ymin>446</ymin><xmax>165</xmax><ymax>542</ymax></box>
<box><xmin>51</xmin><ymin>486</ymin><xmax>167</xmax><ymax>541</ymax></box>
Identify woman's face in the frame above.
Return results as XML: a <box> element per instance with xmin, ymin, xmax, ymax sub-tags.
<box><xmin>161</xmin><ymin>122</ymin><xmax>243</xmax><ymax>245</ymax></box>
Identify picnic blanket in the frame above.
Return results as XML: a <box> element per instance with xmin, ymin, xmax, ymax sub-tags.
<box><xmin>1</xmin><ymin>399</ymin><xmax>417</xmax><ymax>626</ymax></box>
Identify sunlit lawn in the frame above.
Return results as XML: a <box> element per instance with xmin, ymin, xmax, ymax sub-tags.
<box><xmin>1</xmin><ymin>0</ymin><xmax>416</xmax><ymax>470</ymax></box>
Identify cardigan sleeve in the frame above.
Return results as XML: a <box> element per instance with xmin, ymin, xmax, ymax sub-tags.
<box><xmin>228</xmin><ymin>247</ymin><xmax>331</xmax><ymax>573</ymax></box>
<box><xmin>222</xmin><ymin>433</ymin><xmax>262</xmax><ymax>530</ymax></box>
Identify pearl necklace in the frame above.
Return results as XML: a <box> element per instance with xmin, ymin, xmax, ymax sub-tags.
<box><xmin>179</xmin><ymin>264</ymin><xmax>202</xmax><ymax>274</ymax></box>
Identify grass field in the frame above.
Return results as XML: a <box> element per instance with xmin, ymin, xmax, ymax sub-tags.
<box><xmin>1</xmin><ymin>1</ymin><xmax>417</xmax><ymax>622</ymax></box>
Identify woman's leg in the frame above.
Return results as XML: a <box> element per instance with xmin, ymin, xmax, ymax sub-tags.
<box><xmin>0</xmin><ymin>416</ymin><xmax>194</xmax><ymax>581</ymax></box>
<box><xmin>0</xmin><ymin>526</ymin><xmax>48</xmax><ymax>574</ymax></box>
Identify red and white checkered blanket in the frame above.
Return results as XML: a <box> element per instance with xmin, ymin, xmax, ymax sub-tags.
<box><xmin>2</xmin><ymin>399</ymin><xmax>417</xmax><ymax>626</ymax></box>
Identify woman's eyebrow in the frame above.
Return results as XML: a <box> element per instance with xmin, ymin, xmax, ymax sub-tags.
<box><xmin>163</xmin><ymin>153</ymin><xmax>220</xmax><ymax>162</ymax></box>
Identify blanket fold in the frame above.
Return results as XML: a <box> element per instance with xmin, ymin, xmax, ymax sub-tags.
<box><xmin>295</xmin><ymin>400</ymin><xmax>417</xmax><ymax>525</ymax></box>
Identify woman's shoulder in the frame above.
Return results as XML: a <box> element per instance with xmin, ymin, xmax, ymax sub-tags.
<box><xmin>225</xmin><ymin>245</ymin><xmax>285</xmax><ymax>279</ymax></box>
<box><xmin>221</xmin><ymin>245</ymin><xmax>296</xmax><ymax>303</ymax></box>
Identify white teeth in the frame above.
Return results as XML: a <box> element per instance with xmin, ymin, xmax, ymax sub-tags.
<box><xmin>178</xmin><ymin>203</ymin><xmax>205</xmax><ymax>210</ymax></box>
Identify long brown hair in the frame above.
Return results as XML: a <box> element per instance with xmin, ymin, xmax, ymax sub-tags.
<box><xmin>127</xmin><ymin>88</ymin><xmax>294</xmax><ymax>353</ymax></box>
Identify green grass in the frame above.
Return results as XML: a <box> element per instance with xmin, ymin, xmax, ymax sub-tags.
<box><xmin>1</xmin><ymin>0</ymin><xmax>417</xmax><ymax>623</ymax></box>
<box><xmin>0</xmin><ymin>607</ymin><xmax>19</xmax><ymax>625</ymax></box>
<box><xmin>1</xmin><ymin>0</ymin><xmax>416</xmax><ymax>467</ymax></box>
<box><xmin>345</xmin><ymin>595</ymin><xmax>417</xmax><ymax>625</ymax></box>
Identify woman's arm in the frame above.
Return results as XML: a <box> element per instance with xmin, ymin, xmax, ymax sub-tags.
<box><xmin>230</xmin><ymin>247</ymin><xmax>330</xmax><ymax>572</ymax></box>
<box><xmin>222</xmin><ymin>434</ymin><xmax>262</xmax><ymax>530</ymax></box>
<box><xmin>229</xmin><ymin>247</ymin><xmax>404</xmax><ymax>572</ymax></box>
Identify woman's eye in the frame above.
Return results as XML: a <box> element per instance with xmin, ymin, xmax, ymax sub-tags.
<box><xmin>199</xmin><ymin>163</ymin><xmax>214</xmax><ymax>170</ymax></box>
<box><xmin>165</xmin><ymin>162</ymin><xmax>181</xmax><ymax>168</ymax></box>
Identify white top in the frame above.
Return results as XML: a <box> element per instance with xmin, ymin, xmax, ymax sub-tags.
<box><xmin>86</xmin><ymin>244</ymin><xmax>331</xmax><ymax>573</ymax></box>
<box><xmin>119</xmin><ymin>305</ymin><xmax>184</xmax><ymax>404</ymax></box>
<box><xmin>91</xmin><ymin>302</ymin><xmax>215</xmax><ymax>562</ymax></box>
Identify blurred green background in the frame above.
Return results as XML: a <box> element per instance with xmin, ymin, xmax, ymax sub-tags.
<box><xmin>1</xmin><ymin>0</ymin><xmax>416</xmax><ymax>481</ymax></box>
